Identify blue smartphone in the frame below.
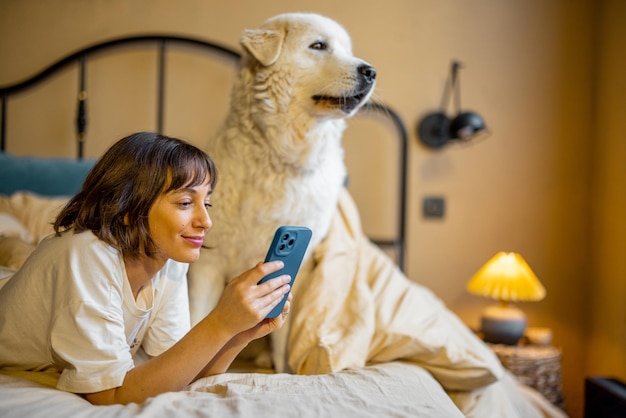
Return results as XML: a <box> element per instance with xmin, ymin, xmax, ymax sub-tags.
<box><xmin>259</xmin><ymin>225</ymin><xmax>312</xmax><ymax>318</ymax></box>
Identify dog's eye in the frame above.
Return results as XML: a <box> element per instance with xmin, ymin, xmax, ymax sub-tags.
<box><xmin>309</xmin><ymin>41</ymin><xmax>327</xmax><ymax>51</ymax></box>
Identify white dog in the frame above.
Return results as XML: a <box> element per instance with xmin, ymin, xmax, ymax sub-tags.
<box><xmin>187</xmin><ymin>13</ymin><xmax>375</xmax><ymax>364</ymax></box>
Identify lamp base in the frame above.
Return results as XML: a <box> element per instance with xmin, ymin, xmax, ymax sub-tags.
<box><xmin>480</xmin><ymin>303</ymin><xmax>527</xmax><ymax>345</ymax></box>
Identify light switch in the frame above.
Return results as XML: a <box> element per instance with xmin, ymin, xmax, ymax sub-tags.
<box><xmin>423</xmin><ymin>197</ymin><xmax>445</xmax><ymax>218</ymax></box>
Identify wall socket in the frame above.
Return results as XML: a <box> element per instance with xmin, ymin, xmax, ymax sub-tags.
<box><xmin>423</xmin><ymin>196</ymin><xmax>445</xmax><ymax>218</ymax></box>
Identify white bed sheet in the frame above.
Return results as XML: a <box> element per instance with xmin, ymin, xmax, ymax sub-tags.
<box><xmin>0</xmin><ymin>362</ymin><xmax>464</xmax><ymax>418</ymax></box>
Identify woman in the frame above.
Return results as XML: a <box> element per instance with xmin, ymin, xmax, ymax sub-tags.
<box><xmin>0</xmin><ymin>132</ymin><xmax>292</xmax><ymax>405</ymax></box>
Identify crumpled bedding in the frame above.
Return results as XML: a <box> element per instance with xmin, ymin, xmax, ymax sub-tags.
<box><xmin>0</xmin><ymin>365</ymin><xmax>566</xmax><ymax>418</ymax></box>
<box><xmin>0</xmin><ymin>363</ymin><xmax>465</xmax><ymax>418</ymax></box>
<box><xmin>283</xmin><ymin>189</ymin><xmax>504</xmax><ymax>389</ymax></box>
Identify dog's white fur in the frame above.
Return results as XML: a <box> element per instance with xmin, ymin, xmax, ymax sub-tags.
<box><xmin>187</xmin><ymin>13</ymin><xmax>375</xmax><ymax>366</ymax></box>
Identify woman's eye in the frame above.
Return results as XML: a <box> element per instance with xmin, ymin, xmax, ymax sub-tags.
<box><xmin>204</xmin><ymin>203</ymin><xmax>212</xmax><ymax>210</ymax></box>
<box><xmin>309</xmin><ymin>41</ymin><xmax>327</xmax><ymax>50</ymax></box>
<box><xmin>179</xmin><ymin>201</ymin><xmax>193</xmax><ymax>208</ymax></box>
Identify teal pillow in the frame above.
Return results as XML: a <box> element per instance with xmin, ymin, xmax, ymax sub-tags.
<box><xmin>0</xmin><ymin>153</ymin><xmax>95</xmax><ymax>197</ymax></box>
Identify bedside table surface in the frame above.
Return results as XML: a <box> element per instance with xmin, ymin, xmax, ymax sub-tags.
<box><xmin>488</xmin><ymin>343</ymin><xmax>561</xmax><ymax>360</ymax></box>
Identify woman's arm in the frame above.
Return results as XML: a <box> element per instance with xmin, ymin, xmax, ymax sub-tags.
<box><xmin>83</xmin><ymin>260</ymin><xmax>290</xmax><ymax>405</ymax></box>
<box><xmin>197</xmin><ymin>293</ymin><xmax>291</xmax><ymax>378</ymax></box>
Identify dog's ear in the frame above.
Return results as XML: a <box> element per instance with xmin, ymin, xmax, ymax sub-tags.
<box><xmin>240</xmin><ymin>29</ymin><xmax>285</xmax><ymax>66</ymax></box>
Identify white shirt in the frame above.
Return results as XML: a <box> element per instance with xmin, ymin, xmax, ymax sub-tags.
<box><xmin>0</xmin><ymin>230</ymin><xmax>191</xmax><ymax>393</ymax></box>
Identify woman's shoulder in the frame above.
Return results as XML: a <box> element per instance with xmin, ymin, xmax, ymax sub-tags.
<box><xmin>36</xmin><ymin>230</ymin><xmax>120</xmax><ymax>264</ymax></box>
<box><xmin>8</xmin><ymin>230</ymin><xmax>125</xmax><ymax>301</ymax></box>
<box><xmin>42</xmin><ymin>229</ymin><xmax>111</xmax><ymax>248</ymax></box>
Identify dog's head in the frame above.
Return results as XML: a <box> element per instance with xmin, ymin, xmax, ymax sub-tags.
<box><xmin>239</xmin><ymin>13</ymin><xmax>376</xmax><ymax>119</ymax></box>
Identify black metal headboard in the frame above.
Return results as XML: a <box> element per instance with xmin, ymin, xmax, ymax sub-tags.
<box><xmin>0</xmin><ymin>35</ymin><xmax>407</xmax><ymax>270</ymax></box>
<box><xmin>0</xmin><ymin>35</ymin><xmax>239</xmax><ymax>158</ymax></box>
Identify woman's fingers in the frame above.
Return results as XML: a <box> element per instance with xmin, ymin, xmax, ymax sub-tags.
<box><xmin>256</xmin><ymin>276</ymin><xmax>291</xmax><ymax>314</ymax></box>
<box><xmin>232</xmin><ymin>260</ymin><xmax>291</xmax><ymax>306</ymax></box>
<box><xmin>224</xmin><ymin>285</ymin><xmax>294</xmax><ymax>343</ymax></box>
<box><xmin>209</xmin><ymin>261</ymin><xmax>292</xmax><ymax>334</ymax></box>
<box><xmin>252</xmin><ymin>260</ymin><xmax>284</xmax><ymax>281</ymax></box>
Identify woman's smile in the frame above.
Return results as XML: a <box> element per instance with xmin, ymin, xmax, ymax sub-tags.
<box><xmin>183</xmin><ymin>235</ymin><xmax>205</xmax><ymax>248</ymax></box>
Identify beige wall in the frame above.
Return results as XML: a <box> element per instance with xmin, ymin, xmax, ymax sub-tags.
<box><xmin>588</xmin><ymin>0</ymin><xmax>626</xmax><ymax>392</ymax></box>
<box><xmin>1</xmin><ymin>1</ymin><xmax>624</xmax><ymax>417</ymax></box>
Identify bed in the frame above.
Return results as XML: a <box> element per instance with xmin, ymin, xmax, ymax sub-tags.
<box><xmin>0</xmin><ymin>33</ymin><xmax>567</xmax><ymax>418</ymax></box>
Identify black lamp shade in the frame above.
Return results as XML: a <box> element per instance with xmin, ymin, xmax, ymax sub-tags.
<box><xmin>449</xmin><ymin>111</ymin><xmax>486</xmax><ymax>140</ymax></box>
<box><xmin>417</xmin><ymin>112</ymin><xmax>450</xmax><ymax>148</ymax></box>
<box><xmin>416</xmin><ymin>61</ymin><xmax>488</xmax><ymax>149</ymax></box>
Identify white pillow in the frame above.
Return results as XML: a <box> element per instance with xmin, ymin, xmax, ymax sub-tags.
<box><xmin>0</xmin><ymin>236</ymin><xmax>35</xmax><ymax>270</ymax></box>
<box><xmin>0</xmin><ymin>213</ymin><xmax>33</xmax><ymax>243</ymax></box>
<box><xmin>0</xmin><ymin>193</ymin><xmax>68</xmax><ymax>242</ymax></box>
<box><xmin>0</xmin><ymin>265</ymin><xmax>16</xmax><ymax>290</ymax></box>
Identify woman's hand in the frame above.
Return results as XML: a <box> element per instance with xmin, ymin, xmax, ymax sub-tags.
<box><xmin>207</xmin><ymin>260</ymin><xmax>291</xmax><ymax>338</ymax></box>
<box><xmin>234</xmin><ymin>292</ymin><xmax>292</xmax><ymax>344</ymax></box>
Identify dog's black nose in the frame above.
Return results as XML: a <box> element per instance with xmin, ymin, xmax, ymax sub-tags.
<box><xmin>358</xmin><ymin>64</ymin><xmax>376</xmax><ymax>84</ymax></box>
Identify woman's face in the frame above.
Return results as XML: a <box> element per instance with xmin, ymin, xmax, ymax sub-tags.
<box><xmin>147</xmin><ymin>177</ymin><xmax>212</xmax><ymax>263</ymax></box>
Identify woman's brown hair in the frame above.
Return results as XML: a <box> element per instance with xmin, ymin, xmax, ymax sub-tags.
<box><xmin>54</xmin><ymin>132</ymin><xmax>217</xmax><ymax>259</ymax></box>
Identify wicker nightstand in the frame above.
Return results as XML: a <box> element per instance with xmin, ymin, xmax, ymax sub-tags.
<box><xmin>487</xmin><ymin>343</ymin><xmax>565</xmax><ymax>409</ymax></box>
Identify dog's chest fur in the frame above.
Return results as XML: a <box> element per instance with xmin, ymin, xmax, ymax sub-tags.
<box><xmin>203</xmin><ymin>107</ymin><xmax>348</xmax><ymax>279</ymax></box>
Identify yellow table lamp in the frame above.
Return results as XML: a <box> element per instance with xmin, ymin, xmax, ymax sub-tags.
<box><xmin>467</xmin><ymin>252</ymin><xmax>546</xmax><ymax>345</ymax></box>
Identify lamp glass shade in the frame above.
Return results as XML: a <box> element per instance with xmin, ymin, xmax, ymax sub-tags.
<box><xmin>466</xmin><ymin>252</ymin><xmax>546</xmax><ymax>302</ymax></box>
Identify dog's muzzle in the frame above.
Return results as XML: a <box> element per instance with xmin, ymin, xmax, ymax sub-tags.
<box><xmin>312</xmin><ymin>64</ymin><xmax>377</xmax><ymax>114</ymax></box>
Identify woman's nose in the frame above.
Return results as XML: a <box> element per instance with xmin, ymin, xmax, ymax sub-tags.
<box><xmin>196</xmin><ymin>207</ymin><xmax>212</xmax><ymax>230</ymax></box>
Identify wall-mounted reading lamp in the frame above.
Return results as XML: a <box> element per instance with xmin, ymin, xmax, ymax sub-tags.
<box><xmin>417</xmin><ymin>61</ymin><xmax>488</xmax><ymax>149</ymax></box>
